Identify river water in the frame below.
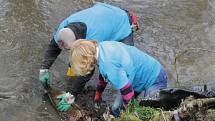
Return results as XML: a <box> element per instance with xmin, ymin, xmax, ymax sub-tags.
<box><xmin>0</xmin><ymin>0</ymin><xmax>214</xmax><ymax>121</ymax></box>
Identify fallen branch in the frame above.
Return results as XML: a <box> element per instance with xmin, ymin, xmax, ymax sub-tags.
<box><xmin>151</xmin><ymin>96</ymin><xmax>215</xmax><ymax>121</ymax></box>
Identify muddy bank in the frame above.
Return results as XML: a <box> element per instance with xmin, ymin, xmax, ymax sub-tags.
<box><xmin>42</xmin><ymin>85</ymin><xmax>107</xmax><ymax>121</ymax></box>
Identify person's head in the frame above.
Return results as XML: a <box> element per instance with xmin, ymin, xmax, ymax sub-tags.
<box><xmin>58</xmin><ymin>28</ymin><xmax>76</xmax><ymax>49</ymax></box>
<box><xmin>69</xmin><ymin>39</ymin><xmax>98</xmax><ymax>76</ymax></box>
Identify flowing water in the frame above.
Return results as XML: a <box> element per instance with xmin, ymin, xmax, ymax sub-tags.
<box><xmin>0</xmin><ymin>0</ymin><xmax>214</xmax><ymax>121</ymax></box>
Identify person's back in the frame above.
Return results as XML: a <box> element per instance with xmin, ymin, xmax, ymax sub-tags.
<box><xmin>98</xmin><ymin>41</ymin><xmax>161</xmax><ymax>92</ymax></box>
<box><xmin>54</xmin><ymin>2</ymin><xmax>131</xmax><ymax>43</ymax></box>
<box><xmin>39</xmin><ymin>3</ymin><xmax>137</xmax><ymax>113</ymax></box>
<box><xmin>68</xmin><ymin>40</ymin><xmax>168</xmax><ymax>117</ymax></box>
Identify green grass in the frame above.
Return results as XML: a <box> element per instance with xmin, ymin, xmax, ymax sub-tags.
<box><xmin>210</xmin><ymin>109</ymin><xmax>215</xmax><ymax>120</ymax></box>
<box><xmin>114</xmin><ymin>100</ymin><xmax>215</xmax><ymax>121</ymax></box>
<box><xmin>115</xmin><ymin>100</ymin><xmax>159</xmax><ymax>121</ymax></box>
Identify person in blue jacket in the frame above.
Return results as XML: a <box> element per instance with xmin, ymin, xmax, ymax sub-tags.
<box><xmin>39</xmin><ymin>2</ymin><xmax>138</xmax><ymax>112</ymax></box>
<box><xmin>69</xmin><ymin>40</ymin><xmax>168</xmax><ymax>117</ymax></box>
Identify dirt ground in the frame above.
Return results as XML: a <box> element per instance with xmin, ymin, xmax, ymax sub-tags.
<box><xmin>44</xmin><ymin>85</ymin><xmax>107</xmax><ymax>121</ymax></box>
<box><xmin>44</xmin><ymin>85</ymin><xmax>215</xmax><ymax>121</ymax></box>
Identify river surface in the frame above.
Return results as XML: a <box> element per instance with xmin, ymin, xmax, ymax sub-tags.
<box><xmin>0</xmin><ymin>0</ymin><xmax>214</xmax><ymax>121</ymax></box>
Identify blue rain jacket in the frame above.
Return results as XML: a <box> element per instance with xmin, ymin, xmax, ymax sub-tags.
<box><xmin>54</xmin><ymin>2</ymin><xmax>131</xmax><ymax>43</ymax></box>
<box><xmin>98</xmin><ymin>41</ymin><xmax>161</xmax><ymax>92</ymax></box>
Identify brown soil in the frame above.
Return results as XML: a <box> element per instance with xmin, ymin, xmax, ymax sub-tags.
<box><xmin>45</xmin><ymin>86</ymin><xmax>106</xmax><ymax>121</ymax></box>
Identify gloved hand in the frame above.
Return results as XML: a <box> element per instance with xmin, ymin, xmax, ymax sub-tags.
<box><xmin>94</xmin><ymin>100</ymin><xmax>102</xmax><ymax>110</ymax></box>
<box><xmin>39</xmin><ymin>69</ymin><xmax>50</xmax><ymax>87</ymax></box>
<box><xmin>56</xmin><ymin>92</ymin><xmax>75</xmax><ymax>112</ymax></box>
<box><xmin>94</xmin><ymin>91</ymin><xmax>102</xmax><ymax>102</ymax></box>
<box><xmin>110</xmin><ymin>108</ymin><xmax>121</xmax><ymax>118</ymax></box>
<box><xmin>94</xmin><ymin>91</ymin><xmax>102</xmax><ymax>110</ymax></box>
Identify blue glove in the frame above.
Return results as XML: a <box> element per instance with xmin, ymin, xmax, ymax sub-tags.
<box><xmin>39</xmin><ymin>69</ymin><xmax>50</xmax><ymax>87</ymax></box>
<box><xmin>56</xmin><ymin>92</ymin><xmax>75</xmax><ymax>112</ymax></box>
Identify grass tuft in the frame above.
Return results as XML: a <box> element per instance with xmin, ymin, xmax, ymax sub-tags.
<box><xmin>115</xmin><ymin>100</ymin><xmax>158</xmax><ymax>121</ymax></box>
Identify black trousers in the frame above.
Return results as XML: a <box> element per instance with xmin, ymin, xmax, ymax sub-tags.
<box><xmin>66</xmin><ymin>68</ymin><xmax>95</xmax><ymax>96</ymax></box>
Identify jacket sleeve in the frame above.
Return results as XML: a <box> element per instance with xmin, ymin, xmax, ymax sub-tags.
<box><xmin>41</xmin><ymin>38</ymin><xmax>62</xmax><ymax>69</ymax></box>
<box><xmin>120</xmin><ymin>82</ymin><xmax>134</xmax><ymax>107</ymax></box>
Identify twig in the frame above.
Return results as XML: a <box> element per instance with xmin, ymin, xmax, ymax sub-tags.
<box><xmin>158</xmin><ymin>108</ymin><xmax>167</xmax><ymax>121</ymax></box>
<box><xmin>178</xmin><ymin>97</ymin><xmax>215</xmax><ymax>119</ymax></box>
<box><xmin>72</xmin><ymin>103</ymin><xmax>88</xmax><ymax>121</ymax></box>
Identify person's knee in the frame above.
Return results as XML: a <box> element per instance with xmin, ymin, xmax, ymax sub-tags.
<box><xmin>138</xmin><ymin>86</ymin><xmax>161</xmax><ymax>101</ymax></box>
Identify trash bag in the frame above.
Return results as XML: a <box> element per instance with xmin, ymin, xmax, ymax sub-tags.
<box><xmin>140</xmin><ymin>85</ymin><xmax>215</xmax><ymax>110</ymax></box>
<box><xmin>190</xmin><ymin>84</ymin><xmax>215</xmax><ymax>98</ymax></box>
